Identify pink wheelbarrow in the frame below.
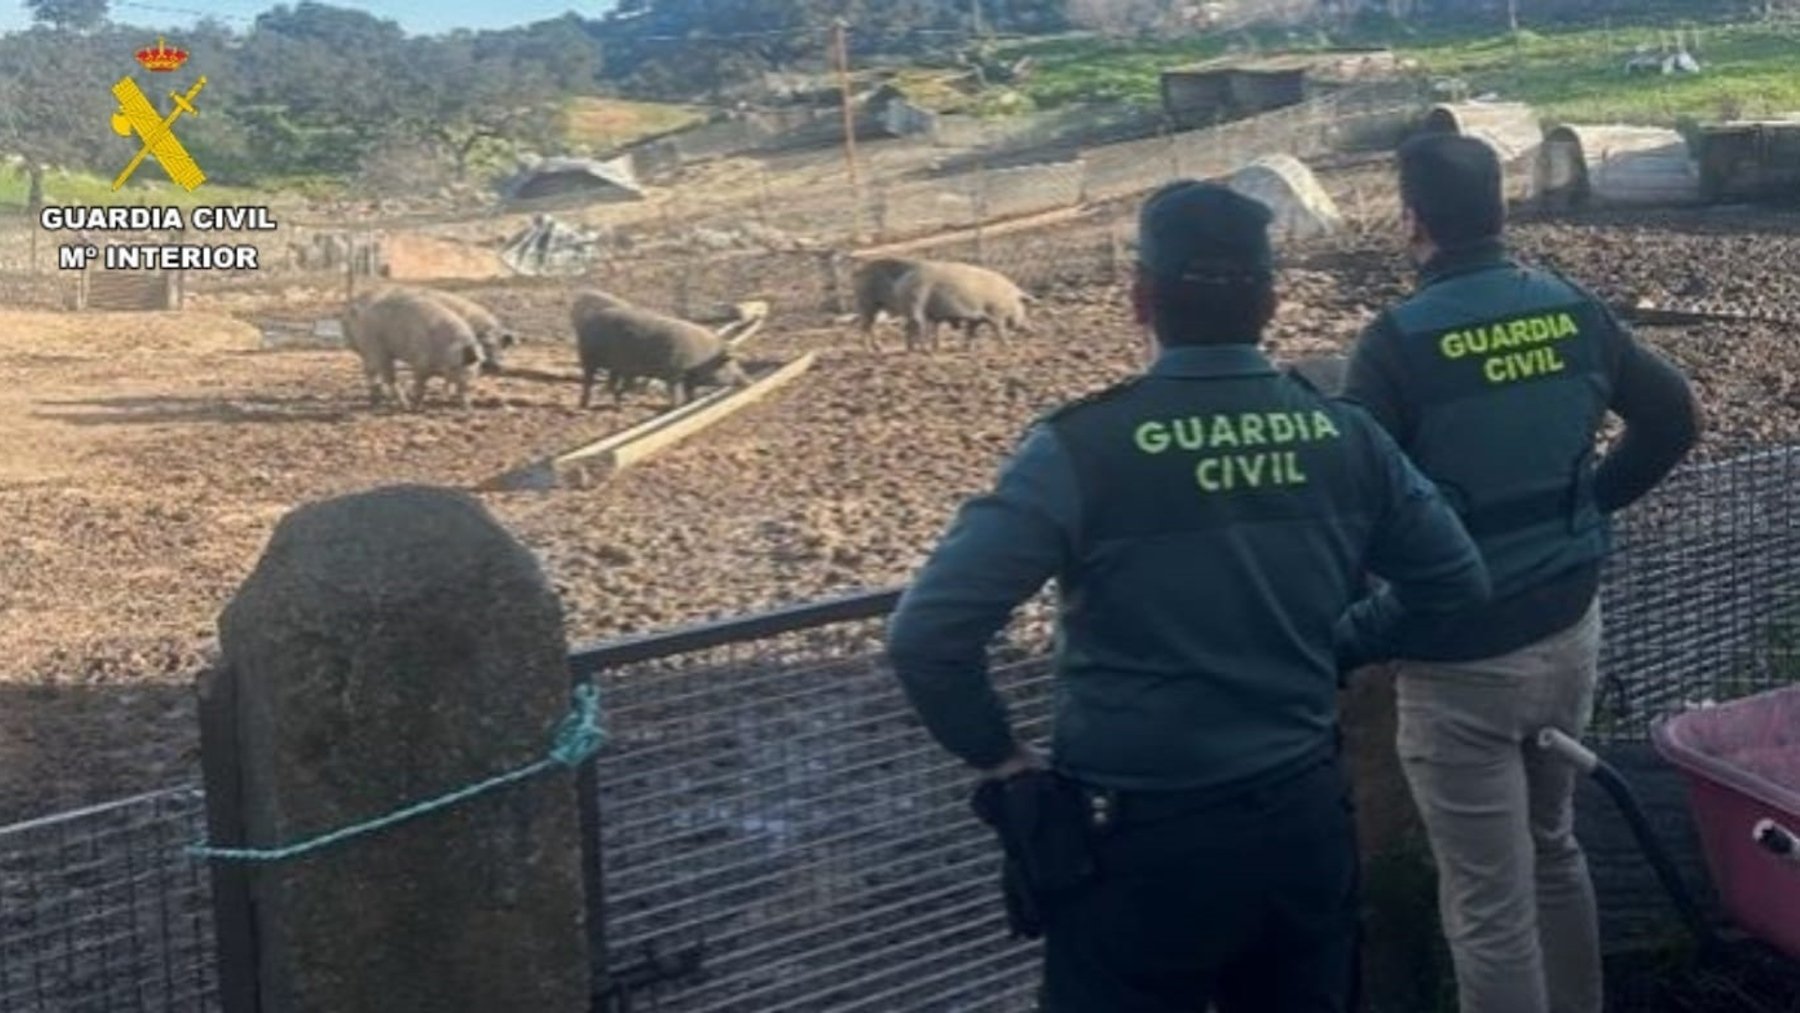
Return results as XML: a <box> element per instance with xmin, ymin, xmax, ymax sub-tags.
<box><xmin>1535</xmin><ymin>685</ymin><xmax>1800</xmax><ymax>1008</ymax></box>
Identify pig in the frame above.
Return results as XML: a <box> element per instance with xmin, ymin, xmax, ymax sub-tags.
<box><xmin>568</xmin><ymin>288</ymin><xmax>651</xmax><ymax>395</ymax></box>
<box><xmin>414</xmin><ymin>288</ymin><xmax>516</xmax><ymax>373</ymax></box>
<box><xmin>892</xmin><ymin>261</ymin><xmax>1033</xmax><ymax>352</ymax></box>
<box><xmin>569</xmin><ymin>288</ymin><xmax>630</xmax><ymax>331</ymax></box>
<box><xmin>341</xmin><ymin>288</ymin><xmax>487</xmax><ymax>410</ymax></box>
<box><xmin>572</xmin><ymin>299</ymin><xmax>750</xmax><ymax>409</ymax></box>
<box><xmin>850</xmin><ymin>256</ymin><xmax>923</xmax><ymax>350</ymax></box>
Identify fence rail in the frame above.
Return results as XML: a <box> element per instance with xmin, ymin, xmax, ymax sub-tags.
<box><xmin>2</xmin><ymin>443</ymin><xmax>1796</xmax><ymax>1011</ymax></box>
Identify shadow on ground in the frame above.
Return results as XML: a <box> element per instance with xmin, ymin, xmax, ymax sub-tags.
<box><xmin>36</xmin><ymin>393</ymin><xmax>356</xmax><ymax>426</ymax></box>
<box><xmin>0</xmin><ymin>678</ymin><xmax>201</xmax><ymax>827</ymax></box>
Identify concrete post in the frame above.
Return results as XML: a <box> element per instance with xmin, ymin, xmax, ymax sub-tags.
<box><xmin>200</xmin><ymin>485</ymin><xmax>591</xmax><ymax>1013</ymax></box>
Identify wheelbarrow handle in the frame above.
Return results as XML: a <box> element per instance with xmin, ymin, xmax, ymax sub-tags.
<box><xmin>1535</xmin><ymin>727</ymin><xmax>1600</xmax><ymax>774</ymax></box>
<box><xmin>1753</xmin><ymin>819</ymin><xmax>1800</xmax><ymax>865</ymax></box>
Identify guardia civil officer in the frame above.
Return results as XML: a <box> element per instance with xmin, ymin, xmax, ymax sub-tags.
<box><xmin>1343</xmin><ymin>134</ymin><xmax>1700</xmax><ymax>1013</ymax></box>
<box><xmin>886</xmin><ymin>181</ymin><xmax>1492</xmax><ymax>1013</ymax></box>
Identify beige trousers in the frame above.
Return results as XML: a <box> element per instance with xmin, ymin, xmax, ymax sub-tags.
<box><xmin>1394</xmin><ymin>601</ymin><xmax>1604</xmax><ymax>1013</ymax></box>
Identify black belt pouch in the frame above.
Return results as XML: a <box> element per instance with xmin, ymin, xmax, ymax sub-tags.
<box><xmin>970</xmin><ymin>770</ymin><xmax>1099</xmax><ymax>940</ymax></box>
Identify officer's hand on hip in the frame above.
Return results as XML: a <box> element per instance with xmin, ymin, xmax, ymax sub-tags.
<box><xmin>979</xmin><ymin>743</ymin><xmax>1045</xmax><ymax>783</ymax></box>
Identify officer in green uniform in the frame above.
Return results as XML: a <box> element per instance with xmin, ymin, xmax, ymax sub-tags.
<box><xmin>1343</xmin><ymin>134</ymin><xmax>1700</xmax><ymax>1013</ymax></box>
<box><xmin>886</xmin><ymin>181</ymin><xmax>1492</xmax><ymax>1012</ymax></box>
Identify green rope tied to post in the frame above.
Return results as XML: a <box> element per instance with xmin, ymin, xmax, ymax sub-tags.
<box><xmin>188</xmin><ymin>683</ymin><xmax>606</xmax><ymax>864</ymax></box>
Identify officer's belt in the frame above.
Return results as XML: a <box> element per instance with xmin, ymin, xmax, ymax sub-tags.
<box><xmin>1457</xmin><ymin>484</ymin><xmax>1586</xmax><ymax>539</ymax></box>
<box><xmin>1074</xmin><ymin>739</ymin><xmax>1337</xmax><ymax>828</ymax></box>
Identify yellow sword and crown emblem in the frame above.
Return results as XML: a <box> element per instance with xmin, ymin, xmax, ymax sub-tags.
<box><xmin>110</xmin><ymin>44</ymin><xmax>208</xmax><ymax>193</ymax></box>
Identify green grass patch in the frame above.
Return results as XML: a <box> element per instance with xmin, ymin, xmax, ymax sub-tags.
<box><xmin>1002</xmin><ymin>34</ymin><xmax>1239</xmax><ymax>108</ymax></box>
<box><xmin>562</xmin><ymin>96</ymin><xmax>708</xmax><ymax>151</ymax></box>
<box><xmin>887</xmin><ymin>68</ymin><xmax>983</xmax><ymax>114</ymax></box>
<box><xmin>1411</xmin><ymin>22</ymin><xmax>1800</xmax><ymax>125</ymax></box>
<box><xmin>999</xmin><ymin>20</ymin><xmax>1800</xmax><ymax>125</ymax></box>
<box><xmin>0</xmin><ymin>164</ymin><xmax>280</xmax><ymax>209</ymax></box>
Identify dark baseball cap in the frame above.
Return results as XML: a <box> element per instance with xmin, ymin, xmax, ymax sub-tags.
<box><xmin>1135</xmin><ymin>180</ymin><xmax>1275</xmax><ymax>282</ymax></box>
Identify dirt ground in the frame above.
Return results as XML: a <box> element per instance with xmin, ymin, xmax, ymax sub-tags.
<box><xmin>4</xmin><ymin>202</ymin><xmax>1800</xmax><ymax>824</ymax></box>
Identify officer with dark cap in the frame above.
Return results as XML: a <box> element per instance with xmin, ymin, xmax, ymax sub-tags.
<box><xmin>886</xmin><ymin>180</ymin><xmax>1491</xmax><ymax>1012</ymax></box>
<box><xmin>1343</xmin><ymin>133</ymin><xmax>1700</xmax><ymax>1013</ymax></box>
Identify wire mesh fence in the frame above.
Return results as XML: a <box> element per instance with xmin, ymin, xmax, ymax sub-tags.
<box><xmin>0</xmin><ymin>789</ymin><xmax>217</xmax><ymax>1013</ymax></box>
<box><xmin>0</xmin><ymin>445</ymin><xmax>1794</xmax><ymax>1011</ymax></box>
<box><xmin>575</xmin><ymin>602</ymin><xmax>1056</xmax><ymax>1012</ymax></box>
<box><xmin>1594</xmin><ymin>446</ymin><xmax>1800</xmax><ymax>742</ymax></box>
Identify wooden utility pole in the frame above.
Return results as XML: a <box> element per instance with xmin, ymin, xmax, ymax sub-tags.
<box><xmin>831</xmin><ymin>18</ymin><xmax>864</xmax><ymax>243</ymax></box>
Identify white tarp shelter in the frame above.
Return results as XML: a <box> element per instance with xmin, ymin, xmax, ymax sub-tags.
<box><xmin>1535</xmin><ymin>125</ymin><xmax>1700</xmax><ymax>208</ymax></box>
<box><xmin>500</xmin><ymin>214</ymin><xmax>606</xmax><ymax>276</ymax></box>
<box><xmin>1227</xmin><ymin>154</ymin><xmax>1343</xmax><ymax>242</ymax></box>
<box><xmin>1423</xmin><ymin>101</ymin><xmax>1544</xmax><ymax>164</ymax></box>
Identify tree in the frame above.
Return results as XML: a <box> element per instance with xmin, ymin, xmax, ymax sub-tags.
<box><xmin>0</xmin><ymin>26</ymin><xmax>122</xmax><ymax>199</ymax></box>
<box><xmin>24</xmin><ymin>0</ymin><xmax>108</xmax><ymax>32</ymax></box>
<box><xmin>233</xmin><ymin>3</ymin><xmax>416</xmax><ymax>174</ymax></box>
<box><xmin>395</xmin><ymin>34</ymin><xmax>567</xmax><ymax>179</ymax></box>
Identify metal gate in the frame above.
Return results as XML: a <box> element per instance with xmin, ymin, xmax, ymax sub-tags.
<box><xmin>574</xmin><ymin>592</ymin><xmax>1056</xmax><ymax>1012</ymax></box>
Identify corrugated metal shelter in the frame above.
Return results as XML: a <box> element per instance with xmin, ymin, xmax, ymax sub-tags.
<box><xmin>1535</xmin><ymin>125</ymin><xmax>1700</xmax><ymax>209</ymax></box>
<box><xmin>1696</xmin><ymin>120</ymin><xmax>1800</xmax><ymax>203</ymax></box>
<box><xmin>1162</xmin><ymin>54</ymin><xmax>1319</xmax><ymax>129</ymax></box>
<box><xmin>500</xmin><ymin>156</ymin><xmax>644</xmax><ymax>204</ymax></box>
<box><xmin>1422</xmin><ymin>101</ymin><xmax>1544</xmax><ymax>164</ymax></box>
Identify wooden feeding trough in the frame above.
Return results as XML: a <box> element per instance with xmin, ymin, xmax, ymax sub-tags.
<box><xmin>483</xmin><ymin>352</ymin><xmax>816</xmax><ymax>492</ymax></box>
<box><xmin>480</xmin><ymin>302</ymin><xmax>804</xmax><ymax>492</ymax></box>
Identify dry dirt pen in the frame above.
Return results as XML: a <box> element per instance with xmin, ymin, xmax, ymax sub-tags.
<box><xmin>5</xmin><ymin>190</ymin><xmax>1800</xmax><ymax>821</ymax></box>
<box><xmin>1</xmin><ymin>190</ymin><xmax>1800</xmax><ymax>1010</ymax></box>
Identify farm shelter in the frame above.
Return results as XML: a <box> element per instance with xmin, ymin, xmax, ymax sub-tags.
<box><xmin>1422</xmin><ymin>101</ymin><xmax>1544</xmax><ymax>165</ymax></box>
<box><xmin>2</xmin><ymin>443</ymin><xmax>1798</xmax><ymax>1011</ymax></box>
<box><xmin>74</xmin><ymin>264</ymin><xmax>180</xmax><ymax>311</ymax></box>
<box><xmin>1697</xmin><ymin>121</ymin><xmax>1800</xmax><ymax>204</ymax></box>
<box><xmin>868</xmin><ymin>85</ymin><xmax>939</xmax><ymax>140</ymax></box>
<box><xmin>1161</xmin><ymin>55</ymin><xmax>1308</xmax><ymax>129</ymax></box>
<box><xmin>1161</xmin><ymin>50</ymin><xmax>1399</xmax><ymax>130</ymax></box>
<box><xmin>1535</xmin><ymin>125</ymin><xmax>1701</xmax><ymax>209</ymax></box>
<box><xmin>500</xmin><ymin>156</ymin><xmax>645</xmax><ymax>205</ymax></box>
<box><xmin>1226</xmin><ymin>154</ymin><xmax>1343</xmax><ymax>242</ymax></box>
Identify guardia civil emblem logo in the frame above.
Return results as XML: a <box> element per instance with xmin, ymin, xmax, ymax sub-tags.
<box><xmin>110</xmin><ymin>37</ymin><xmax>208</xmax><ymax>192</ymax></box>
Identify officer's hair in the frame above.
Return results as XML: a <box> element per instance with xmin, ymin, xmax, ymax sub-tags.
<box><xmin>1143</xmin><ymin>267</ymin><xmax>1275</xmax><ymax>346</ymax></box>
<box><xmin>1398</xmin><ymin>133</ymin><xmax>1504</xmax><ymax>247</ymax></box>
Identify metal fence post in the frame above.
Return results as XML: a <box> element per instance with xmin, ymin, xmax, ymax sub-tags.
<box><xmin>197</xmin><ymin>665</ymin><xmax>260</xmax><ymax>1013</ymax></box>
<box><xmin>577</xmin><ymin>668</ymin><xmax>611</xmax><ymax>1012</ymax></box>
<box><xmin>973</xmin><ymin>160</ymin><xmax>988</xmax><ymax>266</ymax></box>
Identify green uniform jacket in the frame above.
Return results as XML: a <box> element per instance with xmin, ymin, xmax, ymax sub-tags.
<box><xmin>886</xmin><ymin>344</ymin><xmax>1490</xmax><ymax>792</ymax></box>
<box><xmin>1344</xmin><ymin>240</ymin><xmax>1700</xmax><ymax>662</ymax></box>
